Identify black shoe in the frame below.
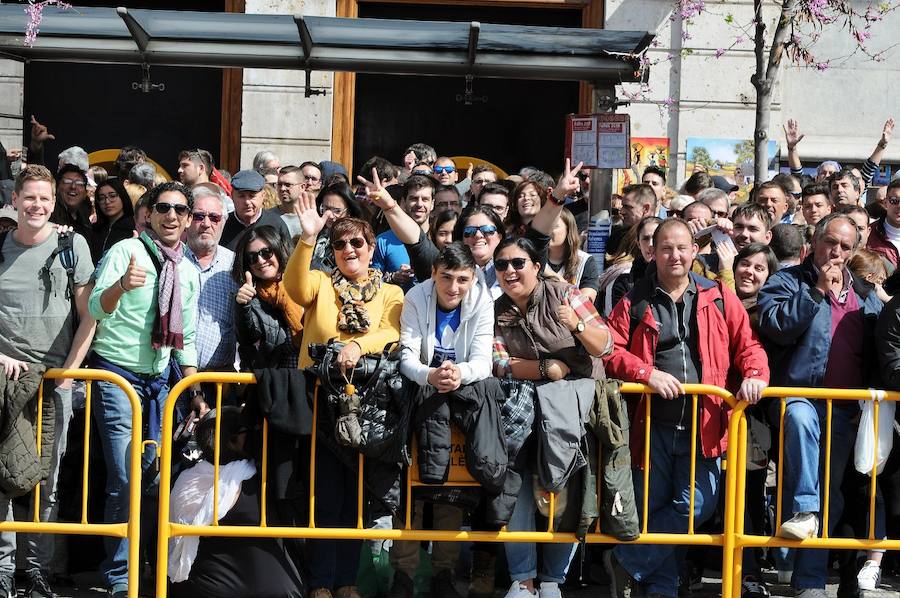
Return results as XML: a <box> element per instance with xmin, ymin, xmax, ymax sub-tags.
<box><xmin>432</xmin><ymin>569</ymin><xmax>464</xmax><ymax>598</ymax></box>
<box><xmin>26</xmin><ymin>570</ymin><xmax>54</xmax><ymax>598</ymax></box>
<box><xmin>741</xmin><ymin>577</ymin><xmax>771</xmax><ymax>598</ymax></box>
<box><xmin>389</xmin><ymin>570</ymin><xmax>414</xmax><ymax>598</ymax></box>
<box><xmin>603</xmin><ymin>550</ymin><xmax>634</xmax><ymax>598</ymax></box>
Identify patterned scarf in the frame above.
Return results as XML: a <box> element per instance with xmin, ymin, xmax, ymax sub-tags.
<box><xmin>144</xmin><ymin>231</ymin><xmax>185</xmax><ymax>350</ymax></box>
<box><xmin>331</xmin><ymin>268</ymin><xmax>383</xmax><ymax>334</ymax></box>
<box><xmin>256</xmin><ymin>279</ymin><xmax>305</xmax><ymax>344</ymax></box>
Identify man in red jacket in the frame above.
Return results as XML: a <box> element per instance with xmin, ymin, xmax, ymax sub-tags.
<box><xmin>602</xmin><ymin>218</ymin><xmax>769</xmax><ymax>598</ymax></box>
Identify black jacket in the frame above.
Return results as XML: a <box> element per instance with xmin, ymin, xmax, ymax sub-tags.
<box><xmin>221</xmin><ymin>210</ymin><xmax>292</xmax><ymax>251</ymax></box>
<box><xmin>414</xmin><ymin>378</ymin><xmax>507</xmax><ymax>495</ymax></box>
<box><xmin>235</xmin><ymin>297</ymin><xmax>298</xmax><ymax>370</ymax></box>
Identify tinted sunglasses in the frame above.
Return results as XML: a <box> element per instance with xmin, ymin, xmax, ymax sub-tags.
<box><xmin>192</xmin><ymin>211</ymin><xmax>223</xmax><ymax>223</ymax></box>
<box><xmin>495</xmin><ymin>257</ymin><xmax>530</xmax><ymax>271</ymax></box>
<box><xmin>332</xmin><ymin>237</ymin><xmax>366</xmax><ymax>251</ymax></box>
<box><xmin>245</xmin><ymin>247</ymin><xmax>275</xmax><ymax>263</ymax></box>
<box><xmin>463</xmin><ymin>225</ymin><xmax>498</xmax><ymax>238</ymax></box>
<box><xmin>153</xmin><ymin>202</ymin><xmax>190</xmax><ymax>216</ymax></box>
<box><xmin>888</xmin><ymin>197</ymin><xmax>900</xmax><ymax>206</ymax></box>
<box><xmin>433</xmin><ymin>165</ymin><xmax>456</xmax><ymax>174</ymax></box>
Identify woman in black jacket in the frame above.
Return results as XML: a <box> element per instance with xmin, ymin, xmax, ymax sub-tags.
<box><xmin>232</xmin><ymin>225</ymin><xmax>302</xmax><ymax>369</ymax></box>
<box><xmin>91</xmin><ymin>178</ymin><xmax>135</xmax><ymax>263</ymax></box>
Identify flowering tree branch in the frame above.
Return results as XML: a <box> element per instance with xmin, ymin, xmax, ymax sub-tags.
<box><xmin>24</xmin><ymin>0</ymin><xmax>72</xmax><ymax>48</ymax></box>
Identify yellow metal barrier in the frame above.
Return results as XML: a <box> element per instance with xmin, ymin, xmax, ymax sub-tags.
<box><xmin>726</xmin><ymin>387</ymin><xmax>900</xmax><ymax>598</ymax></box>
<box><xmin>14</xmin><ymin>369</ymin><xmax>144</xmax><ymax>598</ymax></box>
<box><xmin>155</xmin><ymin>374</ymin><xmax>745</xmax><ymax>597</ymax></box>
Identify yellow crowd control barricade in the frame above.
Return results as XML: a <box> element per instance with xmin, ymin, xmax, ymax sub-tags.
<box><xmin>156</xmin><ymin>375</ymin><xmax>743</xmax><ymax>597</ymax></box>
<box><xmin>726</xmin><ymin>387</ymin><xmax>900</xmax><ymax>598</ymax></box>
<box><xmin>19</xmin><ymin>369</ymin><xmax>144</xmax><ymax>598</ymax></box>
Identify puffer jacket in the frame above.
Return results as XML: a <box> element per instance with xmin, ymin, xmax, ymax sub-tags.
<box><xmin>0</xmin><ymin>363</ymin><xmax>54</xmax><ymax>497</ymax></box>
<box><xmin>235</xmin><ymin>296</ymin><xmax>298</xmax><ymax>369</ymax></box>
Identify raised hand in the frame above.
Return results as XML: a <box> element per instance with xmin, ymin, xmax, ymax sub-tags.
<box><xmin>356</xmin><ymin>167</ymin><xmax>397</xmax><ymax>211</ymax></box>
<box><xmin>235</xmin><ymin>271</ymin><xmax>256</xmax><ymax>305</ymax></box>
<box><xmin>295</xmin><ymin>189</ymin><xmax>330</xmax><ymax>244</ymax></box>
<box><xmin>784</xmin><ymin>119</ymin><xmax>804</xmax><ymax>150</ymax></box>
<box><xmin>881</xmin><ymin>117</ymin><xmax>894</xmax><ymax>147</ymax></box>
<box><xmin>551</xmin><ymin>158</ymin><xmax>584</xmax><ymax>202</ymax></box>
<box><xmin>30</xmin><ymin>115</ymin><xmax>55</xmax><ymax>146</ymax></box>
<box><xmin>120</xmin><ymin>253</ymin><xmax>147</xmax><ymax>292</ymax></box>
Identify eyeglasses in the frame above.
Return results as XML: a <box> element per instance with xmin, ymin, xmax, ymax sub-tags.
<box><xmin>463</xmin><ymin>225</ymin><xmax>499</xmax><ymax>238</ymax></box>
<box><xmin>319</xmin><ymin>204</ymin><xmax>346</xmax><ymax>216</ymax></box>
<box><xmin>472</xmin><ymin>178</ymin><xmax>493</xmax><ymax>185</ymax></box>
<box><xmin>303</xmin><ymin>174</ymin><xmax>321</xmax><ymax>183</ymax></box>
<box><xmin>495</xmin><ymin>257</ymin><xmax>530</xmax><ymax>271</ymax></box>
<box><xmin>332</xmin><ymin>237</ymin><xmax>366</xmax><ymax>251</ymax></box>
<box><xmin>791</xmin><ymin>191</ymin><xmax>802</xmax><ymax>199</ymax></box>
<box><xmin>192</xmin><ymin>211</ymin><xmax>223</xmax><ymax>223</ymax></box>
<box><xmin>711</xmin><ymin>210</ymin><xmax>728</xmax><ymax>218</ymax></box>
<box><xmin>61</xmin><ymin>178</ymin><xmax>86</xmax><ymax>188</ymax></box>
<box><xmin>245</xmin><ymin>247</ymin><xmax>275</xmax><ymax>263</ymax></box>
<box><xmin>433</xmin><ymin>165</ymin><xmax>456</xmax><ymax>175</ymax></box>
<box><xmin>96</xmin><ymin>191</ymin><xmax>119</xmax><ymax>203</ymax></box>
<box><xmin>153</xmin><ymin>202</ymin><xmax>191</xmax><ymax>216</ymax></box>
<box><xmin>278</xmin><ymin>181</ymin><xmax>301</xmax><ymax>188</ymax></box>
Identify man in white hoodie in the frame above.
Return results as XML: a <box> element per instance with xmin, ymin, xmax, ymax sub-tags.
<box><xmin>391</xmin><ymin>242</ymin><xmax>495</xmax><ymax>598</ymax></box>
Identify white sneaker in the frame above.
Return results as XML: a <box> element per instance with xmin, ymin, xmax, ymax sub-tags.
<box><xmin>779</xmin><ymin>513</ymin><xmax>819</xmax><ymax>540</ymax></box>
<box><xmin>538</xmin><ymin>582</ymin><xmax>562</xmax><ymax>598</ymax></box>
<box><xmin>857</xmin><ymin>560</ymin><xmax>882</xmax><ymax>591</ymax></box>
<box><xmin>505</xmin><ymin>581</ymin><xmax>537</xmax><ymax>598</ymax></box>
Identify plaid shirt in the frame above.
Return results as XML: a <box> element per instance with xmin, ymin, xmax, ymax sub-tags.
<box><xmin>492</xmin><ymin>285</ymin><xmax>610</xmax><ymax>377</ymax></box>
<box><xmin>185</xmin><ymin>246</ymin><xmax>239</xmax><ymax>370</ymax></box>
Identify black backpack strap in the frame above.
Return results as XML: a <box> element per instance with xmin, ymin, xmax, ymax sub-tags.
<box><xmin>626</xmin><ymin>276</ymin><xmax>654</xmax><ymax>344</ymax></box>
<box><xmin>0</xmin><ymin>230</ymin><xmax>7</xmax><ymax>265</ymax></box>
<box><xmin>138</xmin><ymin>234</ymin><xmax>164</xmax><ymax>276</ymax></box>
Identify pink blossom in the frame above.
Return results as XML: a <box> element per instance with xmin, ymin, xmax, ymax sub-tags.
<box><xmin>815</xmin><ymin>62</ymin><xmax>829</xmax><ymax>71</ymax></box>
<box><xmin>854</xmin><ymin>29</ymin><xmax>872</xmax><ymax>43</ymax></box>
<box><xmin>734</xmin><ymin>35</ymin><xmax>746</xmax><ymax>44</ymax></box>
<box><xmin>662</xmin><ymin>97</ymin><xmax>676</xmax><ymax>106</ymax></box>
<box><xmin>24</xmin><ymin>0</ymin><xmax>72</xmax><ymax>47</ymax></box>
<box><xmin>714</xmin><ymin>48</ymin><xmax>726</xmax><ymax>58</ymax></box>
<box><xmin>681</xmin><ymin>30</ymin><xmax>693</xmax><ymax>41</ymax></box>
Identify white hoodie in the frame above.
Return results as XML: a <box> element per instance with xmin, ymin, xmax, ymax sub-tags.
<box><xmin>399</xmin><ymin>276</ymin><xmax>495</xmax><ymax>387</ymax></box>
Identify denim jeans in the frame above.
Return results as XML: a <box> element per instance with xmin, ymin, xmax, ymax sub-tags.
<box><xmin>0</xmin><ymin>384</ymin><xmax>73</xmax><ymax>576</ymax></box>
<box><xmin>780</xmin><ymin>398</ymin><xmax>868</xmax><ymax>590</ymax></box>
<box><xmin>93</xmin><ymin>368</ymin><xmax>168</xmax><ymax>590</ymax></box>
<box><xmin>614</xmin><ymin>421</ymin><xmax>721</xmax><ymax>598</ymax></box>
<box><xmin>504</xmin><ymin>473</ymin><xmax>577</xmax><ymax>584</ymax></box>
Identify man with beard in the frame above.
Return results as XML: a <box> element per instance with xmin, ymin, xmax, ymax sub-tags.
<box><xmin>372</xmin><ymin>174</ymin><xmax>436</xmax><ymax>290</ymax></box>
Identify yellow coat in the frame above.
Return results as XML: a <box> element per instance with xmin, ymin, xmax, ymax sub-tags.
<box><xmin>283</xmin><ymin>240</ymin><xmax>404</xmax><ymax>369</ymax></box>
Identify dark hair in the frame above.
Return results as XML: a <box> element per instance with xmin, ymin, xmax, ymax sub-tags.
<box><xmin>435</xmin><ymin>184</ymin><xmax>461</xmax><ymax>201</ymax></box>
<box><xmin>506</xmin><ymin>180</ymin><xmax>546</xmax><ymax>231</ymax></box>
<box><xmin>651</xmin><ymin>218</ymin><xmax>693</xmax><ymax>247</ymax></box>
<box><xmin>404</xmin><ymin>174</ymin><xmax>437</xmax><ymax>198</ymax></box>
<box><xmin>829</xmin><ymin>168</ymin><xmax>861</xmax><ymax>192</ymax></box>
<box><xmin>623</xmin><ymin>183</ymin><xmax>658</xmax><ymax>213</ymax></box>
<box><xmin>299</xmin><ymin>160</ymin><xmax>322</xmax><ymax>175</ymax></box>
<box><xmin>684</xmin><ymin>172</ymin><xmax>712</xmax><ymax>195</ymax></box>
<box><xmin>231</xmin><ymin>225</ymin><xmax>292</xmax><ymax>284</ymax></box>
<box><xmin>888</xmin><ymin>178</ymin><xmax>900</xmax><ymax>194</ymax></box>
<box><xmin>115</xmin><ymin>146</ymin><xmax>147</xmax><ymax>179</ymax></box>
<box><xmin>178</xmin><ymin>149</ymin><xmax>213</xmax><ymax>175</ymax></box>
<box><xmin>768</xmin><ymin>223</ymin><xmax>804</xmax><ymax>261</ymax></box>
<box><xmin>51</xmin><ymin>164</ymin><xmax>91</xmax><ymax>227</ymax></box>
<box><xmin>360</xmin><ymin>156</ymin><xmax>399</xmax><ymax>183</ymax></box>
<box><xmin>146</xmin><ymin>180</ymin><xmax>194</xmax><ymax>211</ymax></box>
<box><xmin>430</xmin><ymin>209</ymin><xmax>459</xmax><ymax>246</ymax></box>
<box><xmin>316</xmin><ymin>182</ymin><xmax>366</xmax><ymax>220</ymax></box>
<box><xmin>772</xmin><ymin>172</ymin><xmax>800</xmax><ymax>194</ymax></box>
<box><xmin>493</xmin><ymin>236</ymin><xmax>544</xmax><ymax>272</ymax></box>
<box><xmin>453</xmin><ymin>204</ymin><xmax>505</xmax><ymax>243</ymax></box>
<box><xmin>196</xmin><ymin>406</ymin><xmax>247</xmax><ymax>465</ymax></box>
<box><xmin>56</xmin><ymin>163</ymin><xmax>87</xmax><ymax>186</ymax></box>
<box><xmin>730</xmin><ymin>202</ymin><xmax>774</xmax><ymax>229</ymax></box>
<box><xmin>643</xmin><ymin>165</ymin><xmax>667</xmax><ymax>183</ymax></box>
<box><xmin>434</xmin><ymin>242</ymin><xmax>476</xmax><ymax>272</ymax></box>
<box><xmin>733</xmin><ymin>243</ymin><xmax>779</xmax><ymax>278</ymax></box>
<box><xmin>755</xmin><ymin>180</ymin><xmax>795</xmax><ymax>213</ymax></box>
<box><xmin>93</xmin><ymin>178</ymin><xmax>135</xmax><ymax>230</ymax></box>
<box><xmin>477</xmin><ymin>182</ymin><xmax>510</xmax><ymax>204</ymax></box>
<box><xmin>471</xmin><ymin>164</ymin><xmax>496</xmax><ymax>178</ymax></box>
<box><xmin>404</xmin><ymin>143</ymin><xmax>437</xmax><ymax>166</ymax></box>
<box><xmin>330</xmin><ymin>217</ymin><xmax>376</xmax><ymax>248</ymax></box>
<box><xmin>801</xmin><ymin>182</ymin><xmax>831</xmax><ymax>201</ymax></box>
<box><xmin>835</xmin><ymin>203</ymin><xmax>868</xmax><ymax>221</ymax></box>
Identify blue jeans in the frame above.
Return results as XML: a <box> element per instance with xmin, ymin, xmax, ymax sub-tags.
<box><xmin>780</xmin><ymin>398</ymin><xmax>868</xmax><ymax>590</ymax></box>
<box><xmin>614</xmin><ymin>422</ymin><xmax>721</xmax><ymax>598</ymax></box>
<box><xmin>92</xmin><ymin>365</ymin><xmax>168</xmax><ymax>590</ymax></box>
<box><xmin>504</xmin><ymin>473</ymin><xmax>577</xmax><ymax>583</ymax></box>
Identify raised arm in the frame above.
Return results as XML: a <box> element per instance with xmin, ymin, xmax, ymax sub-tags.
<box><xmin>862</xmin><ymin>117</ymin><xmax>894</xmax><ymax>185</ymax></box>
<box><xmin>358</xmin><ymin>168</ymin><xmax>421</xmax><ymax>244</ymax></box>
<box><xmin>283</xmin><ymin>191</ymin><xmax>330</xmax><ymax>308</ymax></box>
<box><xmin>784</xmin><ymin>119</ymin><xmax>804</xmax><ymax>172</ymax></box>
<box><xmin>530</xmin><ymin>158</ymin><xmax>583</xmax><ymax>235</ymax></box>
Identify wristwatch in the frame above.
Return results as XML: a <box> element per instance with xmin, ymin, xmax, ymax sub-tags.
<box><xmin>574</xmin><ymin>321</ymin><xmax>586</xmax><ymax>335</ymax></box>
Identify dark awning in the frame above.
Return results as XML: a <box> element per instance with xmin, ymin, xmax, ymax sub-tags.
<box><xmin>0</xmin><ymin>5</ymin><xmax>652</xmax><ymax>83</ymax></box>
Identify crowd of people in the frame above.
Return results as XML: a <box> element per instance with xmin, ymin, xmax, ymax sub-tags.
<box><xmin>0</xmin><ymin>114</ymin><xmax>898</xmax><ymax>598</ymax></box>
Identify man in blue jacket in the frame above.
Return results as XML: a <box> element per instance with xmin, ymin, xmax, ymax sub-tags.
<box><xmin>757</xmin><ymin>213</ymin><xmax>883</xmax><ymax>598</ymax></box>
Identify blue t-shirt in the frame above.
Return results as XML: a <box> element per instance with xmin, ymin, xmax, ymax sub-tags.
<box><xmin>430</xmin><ymin>305</ymin><xmax>461</xmax><ymax>367</ymax></box>
<box><xmin>372</xmin><ymin>230</ymin><xmax>416</xmax><ymax>291</ymax></box>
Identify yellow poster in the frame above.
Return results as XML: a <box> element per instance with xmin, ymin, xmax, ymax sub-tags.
<box><xmin>615</xmin><ymin>137</ymin><xmax>670</xmax><ymax>194</ymax></box>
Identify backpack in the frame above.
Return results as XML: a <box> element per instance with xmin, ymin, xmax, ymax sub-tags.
<box><xmin>0</xmin><ymin>229</ymin><xmax>79</xmax><ymax>332</ymax></box>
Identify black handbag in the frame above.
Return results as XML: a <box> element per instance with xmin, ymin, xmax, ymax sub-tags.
<box><xmin>306</xmin><ymin>340</ymin><xmax>414</xmax><ymax>464</ymax></box>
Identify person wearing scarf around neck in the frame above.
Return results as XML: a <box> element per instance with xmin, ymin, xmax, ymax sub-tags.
<box><xmin>88</xmin><ymin>181</ymin><xmax>202</xmax><ymax>597</ymax></box>
<box><xmin>232</xmin><ymin>225</ymin><xmax>303</xmax><ymax>369</ymax></box>
<box><xmin>283</xmin><ymin>193</ymin><xmax>403</xmax><ymax>598</ymax></box>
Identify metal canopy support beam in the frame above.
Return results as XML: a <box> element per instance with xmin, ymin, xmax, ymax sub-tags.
<box><xmin>115</xmin><ymin>7</ymin><xmax>150</xmax><ymax>55</ymax></box>
<box><xmin>467</xmin><ymin>21</ymin><xmax>480</xmax><ymax>67</ymax></box>
<box><xmin>293</xmin><ymin>14</ymin><xmax>313</xmax><ymax>63</ymax></box>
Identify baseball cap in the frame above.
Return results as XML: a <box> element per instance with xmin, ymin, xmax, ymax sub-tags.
<box><xmin>230</xmin><ymin>170</ymin><xmax>265</xmax><ymax>192</ymax></box>
<box><xmin>669</xmin><ymin>195</ymin><xmax>695</xmax><ymax>214</ymax></box>
<box><xmin>711</xmin><ymin>175</ymin><xmax>739</xmax><ymax>193</ymax></box>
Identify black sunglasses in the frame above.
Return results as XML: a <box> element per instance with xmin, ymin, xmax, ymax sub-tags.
<box><xmin>463</xmin><ymin>225</ymin><xmax>498</xmax><ymax>238</ymax></box>
<box><xmin>245</xmin><ymin>247</ymin><xmax>275</xmax><ymax>263</ymax></box>
<box><xmin>191</xmin><ymin>211</ymin><xmax>223</xmax><ymax>223</ymax></box>
<box><xmin>332</xmin><ymin>237</ymin><xmax>366</xmax><ymax>251</ymax></box>
<box><xmin>153</xmin><ymin>202</ymin><xmax>190</xmax><ymax>216</ymax></box>
<box><xmin>495</xmin><ymin>257</ymin><xmax>530</xmax><ymax>271</ymax></box>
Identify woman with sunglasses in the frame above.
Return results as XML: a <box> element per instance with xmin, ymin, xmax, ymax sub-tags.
<box><xmin>90</xmin><ymin>178</ymin><xmax>135</xmax><ymax>263</ymax></box>
<box><xmin>454</xmin><ymin>204</ymin><xmax>506</xmax><ymax>298</ymax></box>
<box><xmin>492</xmin><ymin>236</ymin><xmax>612</xmax><ymax>598</ymax></box>
<box><xmin>310</xmin><ymin>182</ymin><xmax>368</xmax><ymax>274</ymax></box>
<box><xmin>232</xmin><ymin>225</ymin><xmax>302</xmax><ymax>369</ymax></box>
<box><xmin>284</xmin><ymin>193</ymin><xmax>403</xmax><ymax>598</ymax></box>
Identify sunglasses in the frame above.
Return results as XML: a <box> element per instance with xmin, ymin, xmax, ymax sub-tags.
<box><xmin>888</xmin><ymin>197</ymin><xmax>900</xmax><ymax>206</ymax></box>
<box><xmin>245</xmin><ymin>247</ymin><xmax>275</xmax><ymax>263</ymax></box>
<box><xmin>412</xmin><ymin>170</ymin><xmax>432</xmax><ymax>176</ymax></box>
<box><xmin>192</xmin><ymin>211</ymin><xmax>223</xmax><ymax>223</ymax></box>
<box><xmin>332</xmin><ymin>237</ymin><xmax>366</xmax><ymax>251</ymax></box>
<box><xmin>463</xmin><ymin>225</ymin><xmax>499</xmax><ymax>238</ymax></box>
<box><xmin>61</xmin><ymin>178</ymin><xmax>86</xmax><ymax>188</ymax></box>
<box><xmin>153</xmin><ymin>202</ymin><xmax>190</xmax><ymax>216</ymax></box>
<box><xmin>433</xmin><ymin>165</ymin><xmax>456</xmax><ymax>175</ymax></box>
<box><xmin>495</xmin><ymin>257</ymin><xmax>530</xmax><ymax>271</ymax></box>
